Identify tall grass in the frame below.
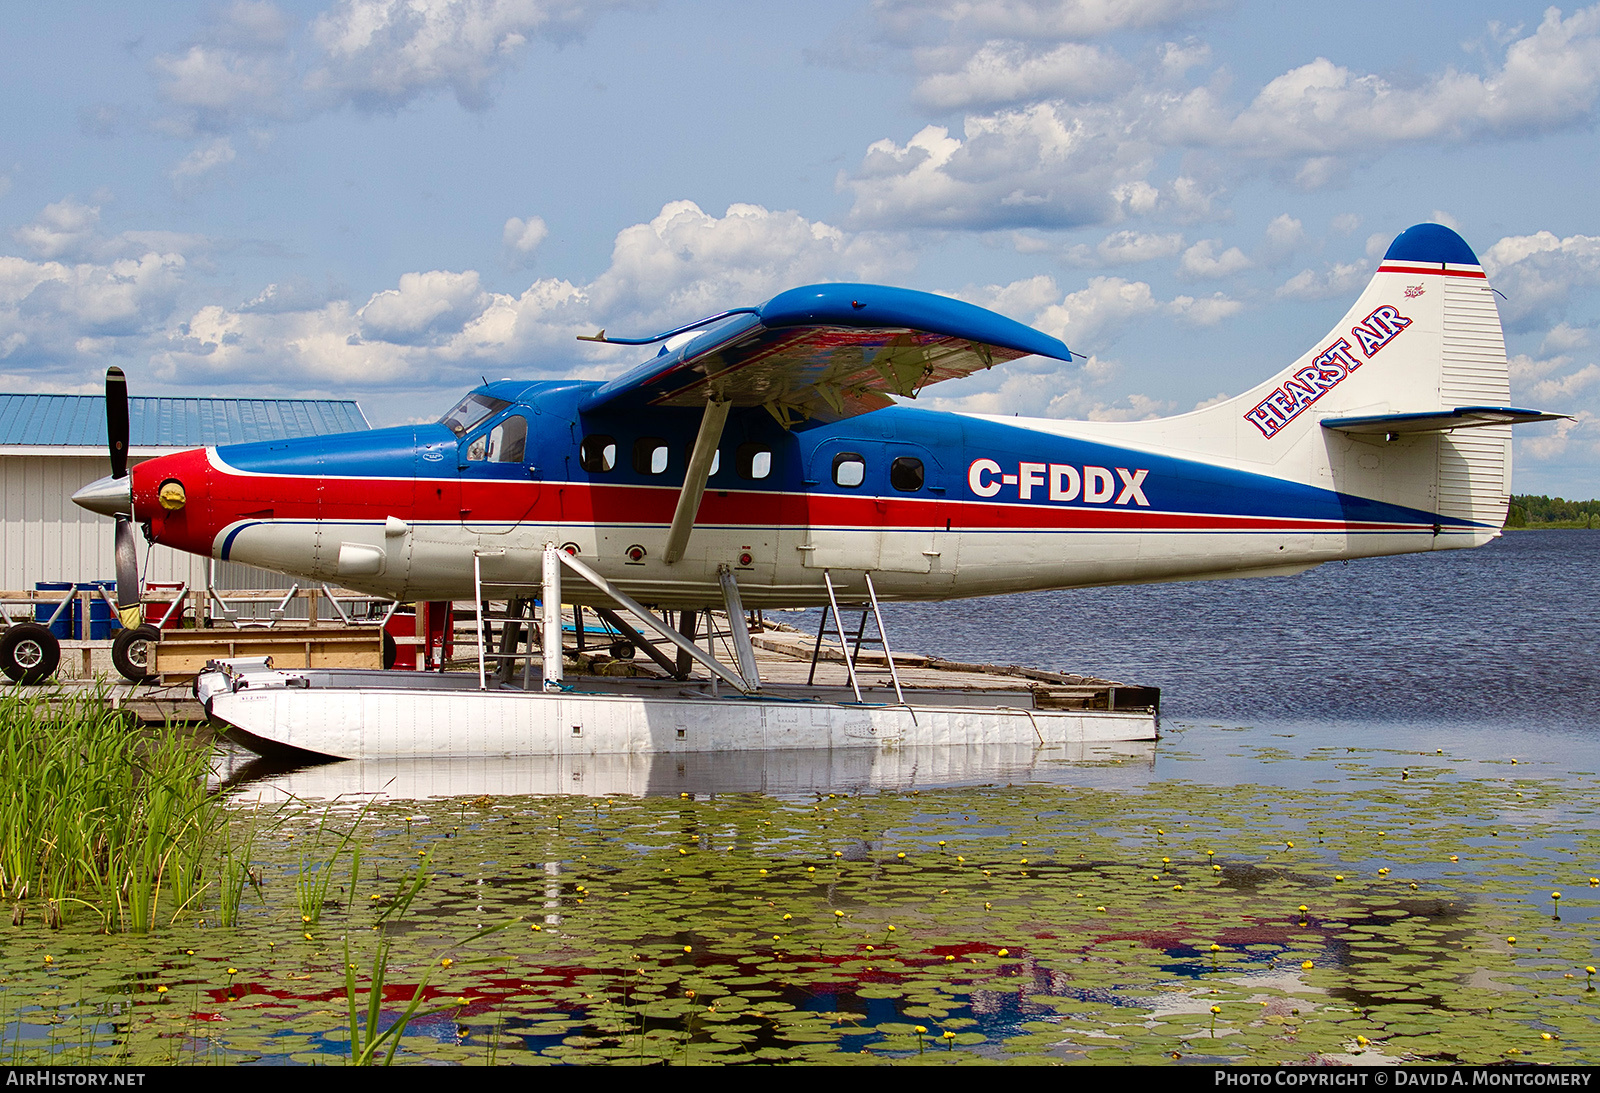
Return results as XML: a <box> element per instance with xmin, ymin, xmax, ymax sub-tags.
<box><xmin>0</xmin><ymin>687</ymin><xmax>219</xmax><ymax>931</ymax></box>
<box><xmin>296</xmin><ymin>799</ymin><xmax>375</xmax><ymax>925</ymax></box>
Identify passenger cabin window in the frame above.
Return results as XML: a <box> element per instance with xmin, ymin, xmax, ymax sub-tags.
<box><xmin>440</xmin><ymin>393</ymin><xmax>511</xmax><ymax>437</ymax></box>
<box><xmin>580</xmin><ymin>434</ymin><xmax>617</xmax><ymax>472</ymax></box>
<box><xmin>685</xmin><ymin>444</ymin><xmax>721</xmax><ymax>476</ymax></box>
<box><xmin>832</xmin><ymin>453</ymin><xmax>866</xmax><ymax>488</ymax></box>
<box><xmin>890</xmin><ymin>456</ymin><xmax>924</xmax><ymax>492</ymax></box>
<box><xmin>634</xmin><ymin>438</ymin><xmax>670</xmax><ymax>475</ymax></box>
<box><xmin>736</xmin><ymin>443</ymin><xmax>772</xmax><ymax>481</ymax></box>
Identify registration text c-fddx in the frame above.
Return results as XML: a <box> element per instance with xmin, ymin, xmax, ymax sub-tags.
<box><xmin>967</xmin><ymin>460</ymin><xmax>1150</xmax><ymax>506</ymax></box>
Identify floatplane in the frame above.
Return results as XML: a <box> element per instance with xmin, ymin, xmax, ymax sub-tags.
<box><xmin>69</xmin><ymin>223</ymin><xmax>1560</xmax><ymax>762</ymax></box>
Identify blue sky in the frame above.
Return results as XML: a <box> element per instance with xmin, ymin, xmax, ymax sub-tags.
<box><xmin>5</xmin><ymin>0</ymin><xmax>1600</xmax><ymax>494</ymax></box>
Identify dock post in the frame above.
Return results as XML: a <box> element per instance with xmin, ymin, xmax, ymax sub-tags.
<box><xmin>474</xmin><ymin>552</ymin><xmax>487</xmax><ymax>690</ymax></box>
<box><xmin>675</xmin><ymin>610</ymin><xmax>698</xmax><ymax>679</ymax></box>
<box><xmin>541</xmin><ymin>543</ymin><xmax>563</xmax><ymax>690</ymax></box>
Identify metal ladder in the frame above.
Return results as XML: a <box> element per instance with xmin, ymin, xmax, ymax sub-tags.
<box><xmin>806</xmin><ymin>570</ymin><xmax>904</xmax><ymax>704</ymax></box>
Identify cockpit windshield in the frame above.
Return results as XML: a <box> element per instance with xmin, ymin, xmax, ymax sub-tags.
<box><xmin>439</xmin><ymin>392</ymin><xmax>512</xmax><ymax>437</ymax></box>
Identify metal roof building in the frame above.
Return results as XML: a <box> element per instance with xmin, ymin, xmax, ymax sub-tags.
<box><xmin>0</xmin><ymin>393</ymin><xmax>370</xmax><ymax>592</ymax></box>
<box><xmin>0</xmin><ymin>394</ymin><xmax>368</xmax><ymax>451</ymax></box>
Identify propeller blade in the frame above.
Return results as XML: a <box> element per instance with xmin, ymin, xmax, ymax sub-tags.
<box><xmin>114</xmin><ymin>515</ymin><xmax>142</xmax><ymax>628</ymax></box>
<box><xmin>106</xmin><ymin>366</ymin><xmax>129</xmax><ymax>480</ymax></box>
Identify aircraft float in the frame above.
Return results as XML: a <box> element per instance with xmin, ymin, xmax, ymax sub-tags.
<box><xmin>62</xmin><ymin>222</ymin><xmax>1561</xmax><ymax>761</ymax></box>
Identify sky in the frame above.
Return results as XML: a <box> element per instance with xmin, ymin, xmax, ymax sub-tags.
<box><xmin>4</xmin><ymin>0</ymin><xmax>1600</xmax><ymax>495</ymax></box>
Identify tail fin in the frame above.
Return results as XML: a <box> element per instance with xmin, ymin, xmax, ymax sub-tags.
<box><xmin>1092</xmin><ymin>223</ymin><xmax>1529</xmax><ymax>539</ymax></box>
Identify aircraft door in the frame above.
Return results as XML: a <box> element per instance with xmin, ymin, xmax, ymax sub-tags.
<box><xmin>459</xmin><ymin>413</ymin><xmax>540</xmax><ymax>534</ymax></box>
<box><xmin>802</xmin><ymin>440</ymin><xmax>884</xmax><ymax>571</ymax></box>
<box><xmin>878</xmin><ymin>442</ymin><xmax>957</xmax><ymax>575</ymax></box>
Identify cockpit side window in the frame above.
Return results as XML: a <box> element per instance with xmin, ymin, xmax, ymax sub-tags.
<box><xmin>440</xmin><ymin>393</ymin><xmax>512</xmax><ymax>437</ymax></box>
<box><xmin>488</xmin><ymin>415</ymin><xmax>527</xmax><ymax>463</ymax></box>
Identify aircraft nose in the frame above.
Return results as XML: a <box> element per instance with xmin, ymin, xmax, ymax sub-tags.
<box><xmin>72</xmin><ymin>474</ymin><xmax>132</xmax><ymax>518</ymax></box>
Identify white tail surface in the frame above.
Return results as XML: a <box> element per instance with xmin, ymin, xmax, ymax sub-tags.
<box><xmin>1063</xmin><ymin>223</ymin><xmax>1511</xmax><ymax>538</ymax></box>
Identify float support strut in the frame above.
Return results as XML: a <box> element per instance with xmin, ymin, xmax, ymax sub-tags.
<box><xmin>541</xmin><ymin>543</ymin><xmax>563</xmax><ymax>690</ymax></box>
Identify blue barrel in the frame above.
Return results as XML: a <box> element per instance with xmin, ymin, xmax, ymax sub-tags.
<box><xmin>86</xmin><ymin>580</ymin><xmax>118</xmax><ymax>639</ymax></box>
<box><xmin>33</xmin><ymin>582</ymin><xmax>78</xmax><ymax>639</ymax></box>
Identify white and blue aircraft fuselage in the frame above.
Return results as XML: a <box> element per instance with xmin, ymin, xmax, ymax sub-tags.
<box><xmin>75</xmin><ymin>224</ymin><xmax>1559</xmax><ymax>609</ymax></box>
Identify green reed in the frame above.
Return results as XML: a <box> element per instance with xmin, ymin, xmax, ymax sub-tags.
<box><xmin>0</xmin><ymin>687</ymin><xmax>219</xmax><ymax>931</ymax></box>
<box><xmin>217</xmin><ymin>808</ymin><xmax>262</xmax><ymax>928</ymax></box>
<box><xmin>295</xmin><ymin>799</ymin><xmax>375</xmax><ymax>926</ymax></box>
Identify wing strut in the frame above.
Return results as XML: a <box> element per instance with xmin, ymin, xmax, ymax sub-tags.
<box><xmin>549</xmin><ymin>545</ymin><xmax>754</xmax><ymax>693</ymax></box>
<box><xmin>664</xmin><ymin>398</ymin><xmax>731</xmax><ymax>564</ymax></box>
<box><xmin>718</xmin><ymin>564</ymin><xmax>761</xmax><ymax>691</ymax></box>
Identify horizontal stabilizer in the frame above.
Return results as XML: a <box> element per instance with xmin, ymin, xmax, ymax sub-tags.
<box><xmin>1320</xmin><ymin>406</ymin><xmax>1568</xmax><ymax>436</ymax></box>
<box><xmin>580</xmin><ymin>283</ymin><xmax>1072</xmax><ymax>424</ymax></box>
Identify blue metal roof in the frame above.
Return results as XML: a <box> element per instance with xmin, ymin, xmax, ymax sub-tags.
<box><xmin>0</xmin><ymin>394</ymin><xmax>370</xmax><ymax>447</ymax></box>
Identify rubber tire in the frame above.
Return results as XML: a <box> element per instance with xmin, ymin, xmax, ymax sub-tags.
<box><xmin>112</xmin><ymin>624</ymin><xmax>161</xmax><ymax>683</ymax></box>
<box><xmin>0</xmin><ymin>624</ymin><xmax>62</xmax><ymax>685</ymax></box>
<box><xmin>608</xmin><ymin>640</ymin><xmax>636</xmax><ymax>661</ymax></box>
<box><xmin>381</xmin><ymin>630</ymin><xmax>398</xmax><ymax>670</ymax></box>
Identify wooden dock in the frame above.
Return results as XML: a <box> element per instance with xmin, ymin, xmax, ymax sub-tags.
<box><xmin>6</xmin><ymin>614</ymin><xmax>1156</xmax><ymax>725</ymax></box>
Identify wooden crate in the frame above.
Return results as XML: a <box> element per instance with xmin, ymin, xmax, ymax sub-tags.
<box><xmin>151</xmin><ymin>626</ymin><xmax>382</xmax><ymax>681</ymax></box>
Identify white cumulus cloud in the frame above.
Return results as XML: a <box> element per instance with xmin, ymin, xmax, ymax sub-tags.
<box><xmin>170</xmin><ymin>138</ymin><xmax>238</xmax><ymax>187</ymax></box>
<box><xmin>153</xmin><ymin>201</ymin><xmax>913</xmax><ymax>391</ymax></box>
<box><xmin>307</xmin><ymin>0</ymin><xmax>634</xmax><ymax>111</ymax></box>
<box><xmin>913</xmin><ymin>40</ymin><xmax>1132</xmax><ymax>111</ymax></box>
<box><xmin>14</xmin><ymin>200</ymin><xmax>103</xmax><ymax>261</ymax></box>
<box><xmin>358</xmin><ymin>269</ymin><xmax>491</xmax><ymax>345</ymax></box>
<box><xmin>502</xmin><ymin>214</ymin><xmax>549</xmax><ymax>261</ymax></box>
<box><xmin>875</xmin><ymin>0</ymin><xmax>1223</xmax><ymax>43</ymax></box>
<box><xmin>1275</xmin><ymin>262</ymin><xmax>1366</xmax><ymax>301</ymax></box>
<box><xmin>1178</xmin><ymin>238</ymin><xmax>1250</xmax><ymax>278</ymax></box>
<box><xmin>1482</xmin><ymin>229</ymin><xmax>1600</xmax><ymax>328</ymax></box>
<box><xmin>846</xmin><ymin>8</ymin><xmax>1600</xmax><ymax>232</ymax></box>
<box><xmin>1067</xmin><ymin>229</ymin><xmax>1184</xmax><ymax>266</ymax></box>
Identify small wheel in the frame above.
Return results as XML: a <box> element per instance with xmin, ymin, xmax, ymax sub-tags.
<box><xmin>381</xmin><ymin>630</ymin><xmax>398</xmax><ymax>670</ymax></box>
<box><xmin>112</xmin><ymin>624</ymin><xmax>161</xmax><ymax>683</ymax></box>
<box><xmin>608</xmin><ymin>640</ymin><xmax>636</xmax><ymax>661</ymax></box>
<box><xmin>0</xmin><ymin>624</ymin><xmax>61</xmax><ymax>685</ymax></box>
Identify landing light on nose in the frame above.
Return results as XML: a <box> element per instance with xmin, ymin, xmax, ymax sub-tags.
<box><xmin>158</xmin><ymin>479</ymin><xmax>186</xmax><ymax>510</ymax></box>
<box><xmin>72</xmin><ymin>475</ymin><xmax>133</xmax><ymax>518</ymax></box>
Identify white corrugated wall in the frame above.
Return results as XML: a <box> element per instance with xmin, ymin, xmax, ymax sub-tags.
<box><xmin>0</xmin><ymin>454</ymin><xmax>292</xmax><ymax>593</ymax></box>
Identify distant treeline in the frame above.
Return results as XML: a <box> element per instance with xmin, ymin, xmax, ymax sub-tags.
<box><xmin>1507</xmin><ymin>494</ymin><xmax>1600</xmax><ymax>528</ymax></box>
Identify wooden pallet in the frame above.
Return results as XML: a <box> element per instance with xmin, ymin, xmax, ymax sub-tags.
<box><xmin>151</xmin><ymin>626</ymin><xmax>382</xmax><ymax>681</ymax></box>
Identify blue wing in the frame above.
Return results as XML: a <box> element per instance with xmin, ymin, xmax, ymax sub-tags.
<box><xmin>579</xmin><ymin>283</ymin><xmax>1073</xmax><ymax>424</ymax></box>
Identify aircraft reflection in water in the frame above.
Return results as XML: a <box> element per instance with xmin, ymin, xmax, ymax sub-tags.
<box><xmin>213</xmin><ymin>741</ymin><xmax>1159</xmax><ymax>803</ymax></box>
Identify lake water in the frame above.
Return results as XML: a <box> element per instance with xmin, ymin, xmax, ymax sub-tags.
<box><xmin>886</xmin><ymin>528</ymin><xmax>1600</xmax><ymax>728</ymax></box>
<box><xmin>7</xmin><ymin>531</ymin><xmax>1598</xmax><ymax>1066</ymax></box>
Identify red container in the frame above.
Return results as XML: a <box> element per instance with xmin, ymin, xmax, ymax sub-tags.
<box><xmin>143</xmin><ymin>582</ymin><xmax>188</xmax><ymax>630</ymax></box>
<box><xmin>384</xmin><ymin>602</ymin><xmax>453</xmax><ymax>670</ymax></box>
